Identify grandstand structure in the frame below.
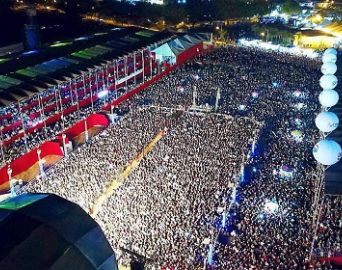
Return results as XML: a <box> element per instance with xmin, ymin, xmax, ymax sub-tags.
<box><xmin>0</xmin><ymin>28</ymin><xmax>170</xmax><ymax>105</ymax></box>
<box><xmin>0</xmin><ymin>27</ymin><xmax>212</xmax><ymax>195</ymax></box>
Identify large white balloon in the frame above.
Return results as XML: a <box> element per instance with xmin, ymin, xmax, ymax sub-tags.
<box><xmin>320</xmin><ymin>74</ymin><xmax>338</xmax><ymax>90</ymax></box>
<box><xmin>321</xmin><ymin>62</ymin><xmax>337</xmax><ymax>75</ymax></box>
<box><xmin>313</xmin><ymin>140</ymin><xmax>342</xmax><ymax>166</ymax></box>
<box><xmin>319</xmin><ymin>90</ymin><xmax>339</xmax><ymax>107</ymax></box>
<box><xmin>324</xmin><ymin>48</ymin><xmax>337</xmax><ymax>56</ymax></box>
<box><xmin>315</xmin><ymin>112</ymin><xmax>339</xmax><ymax>133</ymax></box>
<box><xmin>322</xmin><ymin>53</ymin><xmax>337</xmax><ymax>63</ymax></box>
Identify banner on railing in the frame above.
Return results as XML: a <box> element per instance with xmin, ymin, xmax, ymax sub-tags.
<box><xmin>62</xmin><ymin>113</ymin><xmax>110</xmax><ymax>138</ymax></box>
<box><xmin>0</xmin><ymin>141</ymin><xmax>64</xmax><ymax>193</ymax></box>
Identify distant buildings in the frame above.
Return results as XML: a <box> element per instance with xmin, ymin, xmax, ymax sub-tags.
<box><xmin>294</xmin><ymin>23</ymin><xmax>342</xmax><ymax>49</ymax></box>
<box><xmin>145</xmin><ymin>0</ymin><xmax>164</xmax><ymax>4</ymax></box>
<box><xmin>24</xmin><ymin>6</ymin><xmax>41</xmax><ymax>50</ymax></box>
<box><xmin>127</xmin><ymin>0</ymin><xmax>187</xmax><ymax>5</ymax></box>
<box><xmin>126</xmin><ymin>0</ymin><xmax>165</xmax><ymax>4</ymax></box>
<box><xmin>294</xmin><ymin>29</ymin><xmax>337</xmax><ymax>49</ymax></box>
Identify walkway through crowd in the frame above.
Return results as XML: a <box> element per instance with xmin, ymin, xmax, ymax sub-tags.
<box><xmin>90</xmin><ymin>129</ymin><xmax>166</xmax><ymax>217</ymax></box>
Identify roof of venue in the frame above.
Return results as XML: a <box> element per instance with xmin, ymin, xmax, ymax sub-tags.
<box><xmin>0</xmin><ymin>28</ymin><xmax>175</xmax><ymax>106</ymax></box>
<box><xmin>322</xmin><ymin>22</ymin><xmax>342</xmax><ymax>38</ymax></box>
<box><xmin>297</xmin><ymin>29</ymin><xmax>336</xmax><ymax>37</ymax></box>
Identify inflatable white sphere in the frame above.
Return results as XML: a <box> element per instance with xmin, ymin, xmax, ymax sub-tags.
<box><xmin>320</xmin><ymin>74</ymin><xmax>338</xmax><ymax>90</ymax></box>
<box><xmin>321</xmin><ymin>62</ymin><xmax>337</xmax><ymax>75</ymax></box>
<box><xmin>315</xmin><ymin>112</ymin><xmax>339</xmax><ymax>133</ymax></box>
<box><xmin>313</xmin><ymin>140</ymin><xmax>342</xmax><ymax>166</ymax></box>
<box><xmin>319</xmin><ymin>90</ymin><xmax>339</xmax><ymax>107</ymax></box>
<box><xmin>323</xmin><ymin>53</ymin><xmax>337</xmax><ymax>63</ymax></box>
<box><xmin>324</xmin><ymin>48</ymin><xmax>337</xmax><ymax>56</ymax></box>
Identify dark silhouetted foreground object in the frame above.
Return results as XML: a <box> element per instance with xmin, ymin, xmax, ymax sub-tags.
<box><xmin>0</xmin><ymin>193</ymin><xmax>118</xmax><ymax>270</ymax></box>
<box><xmin>130</xmin><ymin>260</ymin><xmax>145</xmax><ymax>270</ymax></box>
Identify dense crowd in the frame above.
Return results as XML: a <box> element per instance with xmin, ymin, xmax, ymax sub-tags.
<box><xmin>20</xmin><ymin>45</ymin><xmax>342</xmax><ymax>269</ymax></box>
<box><xmin>309</xmin><ymin>194</ymin><xmax>342</xmax><ymax>270</ymax></box>
<box><xmin>316</xmin><ymin>195</ymin><xmax>342</xmax><ymax>255</ymax></box>
<box><xmin>100</xmin><ymin>110</ymin><xmax>259</xmax><ymax>268</ymax></box>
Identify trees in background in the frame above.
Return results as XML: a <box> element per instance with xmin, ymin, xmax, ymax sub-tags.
<box><xmin>100</xmin><ymin>0</ymin><xmax>270</xmax><ymax>24</ymax></box>
<box><xmin>281</xmin><ymin>0</ymin><xmax>301</xmax><ymax>15</ymax></box>
<box><xmin>251</xmin><ymin>24</ymin><xmax>295</xmax><ymax>45</ymax></box>
<box><xmin>0</xmin><ymin>0</ymin><xmax>13</xmax><ymax>12</ymax></box>
<box><xmin>213</xmin><ymin>0</ymin><xmax>269</xmax><ymax>20</ymax></box>
<box><xmin>6</xmin><ymin>0</ymin><xmax>270</xmax><ymax>25</ymax></box>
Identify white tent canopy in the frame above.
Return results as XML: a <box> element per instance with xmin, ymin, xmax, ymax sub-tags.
<box><xmin>168</xmin><ymin>38</ymin><xmax>186</xmax><ymax>54</ymax></box>
<box><xmin>152</xmin><ymin>43</ymin><xmax>177</xmax><ymax>64</ymax></box>
<box><xmin>152</xmin><ymin>33</ymin><xmax>210</xmax><ymax>65</ymax></box>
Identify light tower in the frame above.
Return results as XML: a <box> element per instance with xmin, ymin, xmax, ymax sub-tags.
<box><xmin>192</xmin><ymin>85</ymin><xmax>197</xmax><ymax>107</ymax></box>
<box><xmin>24</xmin><ymin>4</ymin><xmax>41</xmax><ymax>50</ymax></box>
<box><xmin>215</xmin><ymin>87</ymin><xmax>220</xmax><ymax>111</ymax></box>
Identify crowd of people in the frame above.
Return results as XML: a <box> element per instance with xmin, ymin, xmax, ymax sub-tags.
<box><xmin>308</xmin><ymin>194</ymin><xmax>342</xmax><ymax>270</ymax></box>
<box><xmin>22</xmin><ymin>105</ymin><xmax>260</xmax><ymax>268</ymax></box>
<box><xmin>18</xmin><ymin>45</ymin><xmax>342</xmax><ymax>269</ymax></box>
